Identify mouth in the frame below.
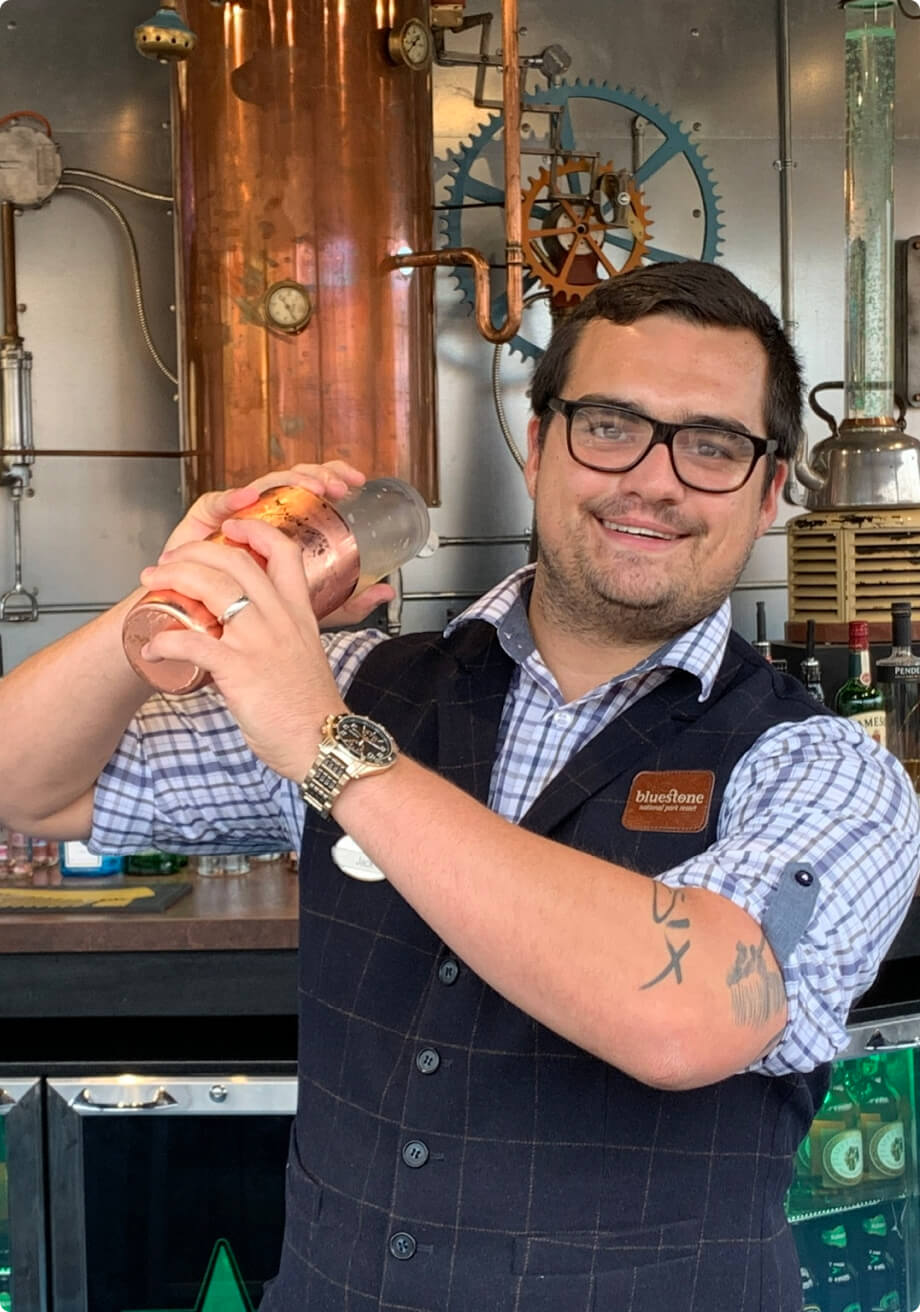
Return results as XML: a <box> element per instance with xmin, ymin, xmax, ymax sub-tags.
<box><xmin>598</xmin><ymin>519</ymin><xmax>677</xmax><ymax>540</ymax></box>
<box><xmin>597</xmin><ymin>517</ymin><xmax>685</xmax><ymax>545</ymax></box>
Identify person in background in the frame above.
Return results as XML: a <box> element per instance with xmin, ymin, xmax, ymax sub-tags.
<box><xmin>1</xmin><ymin>261</ymin><xmax>917</xmax><ymax>1312</ymax></box>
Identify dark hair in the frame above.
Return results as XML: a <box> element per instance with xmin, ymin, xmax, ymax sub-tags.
<box><xmin>528</xmin><ymin>261</ymin><xmax>804</xmax><ymax>478</ymax></box>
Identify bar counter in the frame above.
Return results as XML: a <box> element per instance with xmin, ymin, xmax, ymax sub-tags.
<box><xmin>0</xmin><ymin>861</ymin><xmax>300</xmax><ymax>1031</ymax></box>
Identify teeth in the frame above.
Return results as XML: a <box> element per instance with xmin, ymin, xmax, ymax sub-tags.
<box><xmin>602</xmin><ymin>521</ymin><xmax>674</xmax><ymax>540</ymax></box>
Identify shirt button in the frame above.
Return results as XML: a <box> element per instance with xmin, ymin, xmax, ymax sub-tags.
<box><xmin>416</xmin><ymin>1047</ymin><xmax>440</xmax><ymax>1074</ymax></box>
<box><xmin>554</xmin><ymin>710</ymin><xmax>572</xmax><ymax>726</ymax></box>
<box><xmin>438</xmin><ymin>958</ymin><xmax>460</xmax><ymax>985</ymax></box>
<box><xmin>389</xmin><ymin>1232</ymin><xmax>417</xmax><ymax>1260</ymax></box>
<box><xmin>794</xmin><ymin>869</ymin><xmax>814</xmax><ymax>887</ymax></box>
<box><xmin>402</xmin><ymin>1139</ymin><xmax>430</xmax><ymax>1168</ymax></box>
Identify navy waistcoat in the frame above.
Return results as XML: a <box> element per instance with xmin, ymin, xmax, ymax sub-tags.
<box><xmin>262</xmin><ymin>622</ymin><xmax>831</xmax><ymax>1312</ymax></box>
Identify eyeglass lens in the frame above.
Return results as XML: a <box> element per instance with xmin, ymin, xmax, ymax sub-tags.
<box><xmin>568</xmin><ymin>405</ymin><xmax>756</xmax><ymax>490</ymax></box>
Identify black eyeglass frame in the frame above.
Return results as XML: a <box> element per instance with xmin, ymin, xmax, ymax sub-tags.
<box><xmin>546</xmin><ymin>397</ymin><xmax>779</xmax><ymax>493</ymax></box>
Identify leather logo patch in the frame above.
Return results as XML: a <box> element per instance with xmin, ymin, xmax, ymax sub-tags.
<box><xmin>622</xmin><ymin>770</ymin><xmax>715</xmax><ymax>832</ymax></box>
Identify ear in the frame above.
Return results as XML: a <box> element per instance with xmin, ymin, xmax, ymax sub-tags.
<box><xmin>524</xmin><ymin>416</ymin><xmax>542</xmax><ymax>501</ymax></box>
<box><xmin>755</xmin><ymin>461</ymin><xmax>787</xmax><ymax>538</ymax></box>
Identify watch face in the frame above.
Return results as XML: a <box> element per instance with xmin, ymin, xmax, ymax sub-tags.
<box><xmin>335</xmin><ymin>715</ymin><xmax>395</xmax><ymax>764</ymax></box>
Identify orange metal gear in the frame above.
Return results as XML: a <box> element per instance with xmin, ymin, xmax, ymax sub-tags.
<box><xmin>520</xmin><ymin>157</ymin><xmax>652</xmax><ymax>304</ymax></box>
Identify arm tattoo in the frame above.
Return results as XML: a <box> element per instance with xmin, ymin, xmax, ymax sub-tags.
<box><xmin>640</xmin><ymin>884</ymin><xmax>691</xmax><ymax>990</ymax></box>
<box><xmin>725</xmin><ymin>937</ymin><xmax>786</xmax><ymax>1028</ymax></box>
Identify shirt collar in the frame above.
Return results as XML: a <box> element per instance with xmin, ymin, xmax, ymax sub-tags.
<box><xmin>444</xmin><ymin>563</ymin><xmax>731</xmax><ymax>702</ymax></box>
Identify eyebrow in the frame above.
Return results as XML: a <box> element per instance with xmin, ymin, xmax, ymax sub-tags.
<box><xmin>573</xmin><ymin>393</ymin><xmax>758</xmax><ymax>437</ymax></box>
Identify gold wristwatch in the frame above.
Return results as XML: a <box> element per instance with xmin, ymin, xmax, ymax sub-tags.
<box><xmin>299</xmin><ymin>713</ymin><xmax>398</xmax><ymax>817</ymax></box>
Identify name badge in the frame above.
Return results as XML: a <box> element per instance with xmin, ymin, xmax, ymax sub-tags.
<box><xmin>331</xmin><ymin>834</ymin><xmax>387</xmax><ymax>882</ymax></box>
<box><xmin>622</xmin><ymin>770</ymin><xmax>715</xmax><ymax>833</ymax></box>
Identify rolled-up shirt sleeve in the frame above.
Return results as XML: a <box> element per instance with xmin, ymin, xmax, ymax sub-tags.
<box><xmin>90</xmin><ymin>627</ymin><xmax>390</xmax><ymax>856</ymax></box>
<box><xmin>656</xmin><ymin>715</ymin><xmax>920</xmax><ymax>1075</ymax></box>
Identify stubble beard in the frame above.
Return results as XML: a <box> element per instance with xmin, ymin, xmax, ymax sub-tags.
<box><xmin>533</xmin><ymin>505</ymin><xmax>757</xmax><ymax>648</ymax></box>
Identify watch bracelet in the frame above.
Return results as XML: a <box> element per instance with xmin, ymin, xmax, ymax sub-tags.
<box><xmin>300</xmin><ymin>750</ymin><xmax>350</xmax><ymax>817</ymax></box>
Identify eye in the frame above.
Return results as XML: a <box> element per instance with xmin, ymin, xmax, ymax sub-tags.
<box><xmin>681</xmin><ymin>429</ymin><xmax>752</xmax><ymax>462</ymax></box>
<box><xmin>577</xmin><ymin>408</ymin><xmax>643</xmax><ymax>442</ymax></box>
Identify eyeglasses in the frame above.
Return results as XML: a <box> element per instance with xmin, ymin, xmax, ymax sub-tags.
<box><xmin>546</xmin><ymin>397</ymin><xmax>778</xmax><ymax>493</ymax></box>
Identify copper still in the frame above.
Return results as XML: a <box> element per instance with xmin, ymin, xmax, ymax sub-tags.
<box><xmin>171</xmin><ymin>0</ymin><xmax>438</xmax><ymax>504</ymax></box>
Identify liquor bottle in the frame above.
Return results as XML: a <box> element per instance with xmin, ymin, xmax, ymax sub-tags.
<box><xmin>124</xmin><ymin>850</ymin><xmax>188</xmax><ymax>876</ymax></box>
<box><xmin>835</xmin><ymin>621</ymin><xmax>887</xmax><ymax>747</ymax></box>
<box><xmin>59</xmin><ymin>841</ymin><xmax>124</xmax><ymax>876</ymax></box>
<box><xmin>801</xmin><ymin>618</ymin><xmax>826</xmax><ymax>705</ymax></box>
<box><xmin>754</xmin><ymin>600</ymin><xmax>772</xmax><ymax>661</ymax></box>
<box><xmin>801</xmin><ymin>1255</ymin><xmax>824</xmax><ymax>1312</ymax></box>
<box><xmin>9</xmin><ymin>831</ymin><xmax>32</xmax><ymax>882</ymax></box>
<box><xmin>819</xmin><ymin>1224</ymin><xmax>863</xmax><ymax>1312</ymax></box>
<box><xmin>806</xmin><ymin>1071</ymin><xmax>864</xmax><ymax>1192</ymax></box>
<box><xmin>848</xmin><ymin>1056</ymin><xmax>906</xmax><ymax>1184</ymax></box>
<box><xmin>857</xmin><ymin>1214</ymin><xmax>901</xmax><ymax>1312</ymax></box>
<box><xmin>875</xmin><ymin>601</ymin><xmax>920</xmax><ymax>788</ymax></box>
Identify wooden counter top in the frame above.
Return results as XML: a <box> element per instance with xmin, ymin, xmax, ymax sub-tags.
<box><xmin>0</xmin><ymin>859</ymin><xmax>299</xmax><ymax>954</ymax></box>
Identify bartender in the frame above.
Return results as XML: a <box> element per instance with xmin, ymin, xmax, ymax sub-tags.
<box><xmin>0</xmin><ymin>260</ymin><xmax>917</xmax><ymax>1311</ymax></box>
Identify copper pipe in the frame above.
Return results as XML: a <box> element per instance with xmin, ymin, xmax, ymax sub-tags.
<box><xmin>1</xmin><ymin>203</ymin><xmax>19</xmax><ymax>345</ymax></box>
<box><xmin>392</xmin><ymin>0</ymin><xmax>523</xmax><ymax>343</ymax></box>
<box><xmin>386</xmin><ymin>248</ymin><xmax>519</xmax><ymax>345</ymax></box>
<box><xmin>0</xmin><ymin>448</ymin><xmax>198</xmax><ymax>459</ymax></box>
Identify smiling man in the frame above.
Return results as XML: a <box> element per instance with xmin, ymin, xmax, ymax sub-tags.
<box><xmin>1</xmin><ymin>261</ymin><xmax>918</xmax><ymax>1312</ymax></box>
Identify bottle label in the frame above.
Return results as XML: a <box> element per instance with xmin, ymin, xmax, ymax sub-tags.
<box><xmin>850</xmin><ymin>710</ymin><xmax>888</xmax><ymax>747</ymax></box>
<box><xmin>867</xmin><ymin>1120</ymin><xmax>905</xmax><ymax>1177</ymax></box>
<box><xmin>878</xmin><ymin>665</ymin><xmax>920</xmax><ymax>682</ymax></box>
<box><xmin>821</xmin><ymin>1128</ymin><xmax>863</xmax><ymax>1185</ymax></box>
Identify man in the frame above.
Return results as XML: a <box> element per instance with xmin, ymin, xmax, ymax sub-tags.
<box><xmin>1</xmin><ymin>260</ymin><xmax>917</xmax><ymax>1311</ymax></box>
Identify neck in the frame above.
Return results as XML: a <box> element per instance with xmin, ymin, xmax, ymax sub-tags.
<box><xmin>527</xmin><ymin>572</ymin><xmax>660</xmax><ymax>702</ymax></box>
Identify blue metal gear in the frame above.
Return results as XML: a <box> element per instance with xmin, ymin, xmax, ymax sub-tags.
<box><xmin>441</xmin><ymin>79</ymin><xmax>725</xmax><ymax>361</ymax></box>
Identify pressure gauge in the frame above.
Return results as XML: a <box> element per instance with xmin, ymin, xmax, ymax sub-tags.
<box><xmin>387</xmin><ymin>17</ymin><xmax>433</xmax><ymax>70</ymax></box>
<box><xmin>263</xmin><ymin>281</ymin><xmax>312</xmax><ymax>334</ymax></box>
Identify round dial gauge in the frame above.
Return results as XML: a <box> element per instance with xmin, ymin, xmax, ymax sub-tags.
<box><xmin>264</xmin><ymin>281</ymin><xmax>312</xmax><ymax>333</ymax></box>
<box><xmin>388</xmin><ymin>18</ymin><xmax>433</xmax><ymax>70</ymax></box>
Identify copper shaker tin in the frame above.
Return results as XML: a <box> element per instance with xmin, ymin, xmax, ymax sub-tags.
<box><xmin>122</xmin><ymin>486</ymin><xmax>360</xmax><ymax>695</ymax></box>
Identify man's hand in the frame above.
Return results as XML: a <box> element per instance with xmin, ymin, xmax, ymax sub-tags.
<box><xmin>138</xmin><ymin>516</ymin><xmax>347</xmax><ymax>781</ymax></box>
<box><xmin>157</xmin><ymin>460</ymin><xmax>395</xmax><ymax>628</ymax></box>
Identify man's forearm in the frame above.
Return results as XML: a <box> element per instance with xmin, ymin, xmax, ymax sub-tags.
<box><xmin>331</xmin><ymin>756</ymin><xmax>787</xmax><ymax>1091</ymax></box>
<box><xmin>0</xmin><ymin>589</ymin><xmax>152</xmax><ymax>832</ymax></box>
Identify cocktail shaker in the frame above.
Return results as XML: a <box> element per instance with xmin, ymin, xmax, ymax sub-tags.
<box><xmin>122</xmin><ymin>477</ymin><xmax>433</xmax><ymax>695</ymax></box>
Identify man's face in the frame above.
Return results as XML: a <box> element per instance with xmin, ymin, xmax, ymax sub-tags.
<box><xmin>524</xmin><ymin>313</ymin><xmax>786</xmax><ymax>647</ymax></box>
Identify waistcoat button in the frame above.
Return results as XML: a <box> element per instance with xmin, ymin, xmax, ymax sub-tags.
<box><xmin>402</xmin><ymin>1139</ymin><xmax>430</xmax><ymax>1168</ymax></box>
<box><xmin>416</xmin><ymin>1047</ymin><xmax>440</xmax><ymax>1074</ymax></box>
<box><xmin>438</xmin><ymin>958</ymin><xmax>460</xmax><ymax>985</ymax></box>
<box><xmin>389</xmin><ymin>1232</ymin><xmax>417</xmax><ymax>1260</ymax></box>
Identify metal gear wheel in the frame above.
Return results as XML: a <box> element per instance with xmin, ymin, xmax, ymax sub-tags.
<box><xmin>520</xmin><ymin>156</ymin><xmax>652</xmax><ymax>304</ymax></box>
<box><xmin>441</xmin><ymin>79</ymin><xmax>725</xmax><ymax>360</ymax></box>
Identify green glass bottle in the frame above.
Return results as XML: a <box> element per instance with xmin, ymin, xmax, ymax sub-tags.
<box><xmin>859</xmin><ymin>1213</ymin><xmax>902</xmax><ymax>1311</ymax></box>
<box><xmin>835</xmin><ymin>620</ymin><xmax>887</xmax><ymax>747</ymax></box>
<box><xmin>808</xmin><ymin>1071</ymin><xmax>864</xmax><ymax>1192</ymax></box>
<box><xmin>820</xmin><ymin>1223</ymin><xmax>862</xmax><ymax>1312</ymax></box>
<box><xmin>124</xmin><ymin>850</ymin><xmax>189</xmax><ymax>876</ymax></box>
<box><xmin>847</xmin><ymin>1056</ymin><xmax>906</xmax><ymax>1184</ymax></box>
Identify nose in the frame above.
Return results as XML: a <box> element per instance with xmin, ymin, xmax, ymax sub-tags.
<box><xmin>614</xmin><ymin>439</ymin><xmax>685</xmax><ymax>500</ymax></box>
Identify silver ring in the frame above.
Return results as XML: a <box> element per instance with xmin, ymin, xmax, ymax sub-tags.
<box><xmin>217</xmin><ymin>595</ymin><xmax>251</xmax><ymax>626</ymax></box>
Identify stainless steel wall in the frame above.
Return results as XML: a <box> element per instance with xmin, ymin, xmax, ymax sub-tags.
<box><xmin>2</xmin><ymin>0</ymin><xmax>919</xmax><ymax>669</ymax></box>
